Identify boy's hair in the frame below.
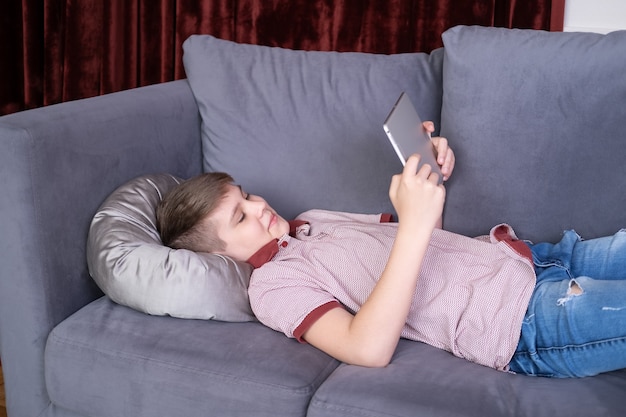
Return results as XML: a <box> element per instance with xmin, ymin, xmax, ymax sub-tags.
<box><xmin>156</xmin><ymin>172</ymin><xmax>234</xmax><ymax>253</ymax></box>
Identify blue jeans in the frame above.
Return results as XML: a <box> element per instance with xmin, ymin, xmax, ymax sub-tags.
<box><xmin>508</xmin><ymin>229</ymin><xmax>626</xmax><ymax>378</ymax></box>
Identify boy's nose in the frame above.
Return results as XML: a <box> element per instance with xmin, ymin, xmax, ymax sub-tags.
<box><xmin>249</xmin><ymin>199</ymin><xmax>266</xmax><ymax>216</ymax></box>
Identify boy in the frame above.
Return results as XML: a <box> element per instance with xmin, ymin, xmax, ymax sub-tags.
<box><xmin>157</xmin><ymin>128</ymin><xmax>626</xmax><ymax>378</ymax></box>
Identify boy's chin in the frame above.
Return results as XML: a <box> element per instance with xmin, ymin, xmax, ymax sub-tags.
<box><xmin>273</xmin><ymin>218</ymin><xmax>290</xmax><ymax>237</ymax></box>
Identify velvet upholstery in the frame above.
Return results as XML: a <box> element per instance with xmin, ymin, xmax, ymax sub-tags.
<box><xmin>45</xmin><ymin>298</ymin><xmax>338</xmax><ymax>417</ymax></box>
<box><xmin>183</xmin><ymin>35</ymin><xmax>443</xmax><ymax>220</ymax></box>
<box><xmin>0</xmin><ymin>80</ymin><xmax>202</xmax><ymax>417</ymax></box>
<box><xmin>308</xmin><ymin>340</ymin><xmax>626</xmax><ymax>417</ymax></box>
<box><xmin>441</xmin><ymin>26</ymin><xmax>626</xmax><ymax>243</ymax></box>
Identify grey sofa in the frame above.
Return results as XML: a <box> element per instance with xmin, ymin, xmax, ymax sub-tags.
<box><xmin>2</xmin><ymin>25</ymin><xmax>626</xmax><ymax>417</ymax></box>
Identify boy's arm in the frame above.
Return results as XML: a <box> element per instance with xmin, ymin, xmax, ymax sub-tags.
<box><xmin>302</xmin><ymin>155</ymin><xmax>446</xmax><ymax>367</ymax></box>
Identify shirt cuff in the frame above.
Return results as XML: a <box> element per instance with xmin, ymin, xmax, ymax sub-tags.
<box><xmin>294</xmin><ymin>300</ymin><xmax>343</xmax><ymax>343</ymax></box>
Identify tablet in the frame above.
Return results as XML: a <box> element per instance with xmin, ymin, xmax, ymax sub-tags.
<box><xmin>383</xmin><ymin>92</ymin><xmax>443</xmax><ymax>184</ymax></box>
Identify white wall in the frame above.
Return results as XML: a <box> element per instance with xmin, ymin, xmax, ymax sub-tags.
<box><xmin>564</xmin><ymin>0</ymin><xmax>626</xmax><ymax>33</ymax></box>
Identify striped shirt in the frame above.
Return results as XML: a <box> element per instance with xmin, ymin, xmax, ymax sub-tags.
<box><xmin>247</xmin><ymin>210</ymin><xmax>536</xmax><ymax>370</ymax></box>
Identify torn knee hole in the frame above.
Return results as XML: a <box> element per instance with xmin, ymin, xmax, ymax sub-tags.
<box><xmin>568</xmin><ymin>280</ymin><xmax>583</xmax><ymax>296</ymax></box>
<box><xmin>556</xmin><ymin>279</ymin><xmax>583</xmax><ymax>306</ymax></box>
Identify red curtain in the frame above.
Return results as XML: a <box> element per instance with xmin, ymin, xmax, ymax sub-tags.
<box><xmin>0</xmin><ymin>0</ymin><xmax>564</xmax><ymax>116</ymax></box>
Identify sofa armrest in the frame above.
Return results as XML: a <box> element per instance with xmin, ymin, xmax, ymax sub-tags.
<box><xmin>0</xmin><ymin>79</ymin><xmax>202</xmax><ymax>416</ymax></box>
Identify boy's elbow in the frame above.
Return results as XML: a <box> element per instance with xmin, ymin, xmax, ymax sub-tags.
<box><xmin>353</xmin><ymin>356</ymin><xmax>391</xmax><ymax>368</ymax></box>
<box><xmin>362</xmin><ymin>357</ymin><xmax>391</xmax><ymax>368</ymax></box>
<box><xmin>348</xmin><ymin>348</ymin><xmax>393</xmax><ymax>368</ymax></box>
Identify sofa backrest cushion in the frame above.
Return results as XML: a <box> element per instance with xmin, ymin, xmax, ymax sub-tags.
<box><xmin>182</xmin><ymin>35</ymin><xmax>444</xmax><ymax>220</ymax></box>
<box><xmin>440</xmin><ymin>26</ymin><xmax>626</xmax><ymax>243</ymax></box>
<box><xmin>87</xmin><ymin>173</ymin><xmax>256</xmax><ymax>321</ymax></box>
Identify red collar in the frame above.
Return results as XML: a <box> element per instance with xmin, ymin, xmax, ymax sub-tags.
<box><xmin>246</xmin><ymin>220</ymin><xmax>308</xmax><ymax>268</ymax></box>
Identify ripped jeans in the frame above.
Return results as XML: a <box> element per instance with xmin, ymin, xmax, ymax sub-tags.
<box><xmin>508</xmin><ymin>229</ymin><xmax>626</xmax><ymax>378</ymax></box>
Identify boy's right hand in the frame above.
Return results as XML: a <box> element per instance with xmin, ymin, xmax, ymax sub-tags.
<box><xmin>389</xmin><ymin>154</ymin><xmax>446</xmax><ymax>231</ymax></box>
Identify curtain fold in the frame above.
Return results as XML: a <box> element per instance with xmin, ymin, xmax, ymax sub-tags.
<box><xmin>1</xmin><ymin>0</ymin><xmax>563</xmax><ymax>115</ymax></box>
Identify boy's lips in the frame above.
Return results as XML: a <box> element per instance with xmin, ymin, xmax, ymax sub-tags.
<box><xmin>268</xmin><ymin>213</ymin><xmax>277</xmax><ymax>230</ymax></box>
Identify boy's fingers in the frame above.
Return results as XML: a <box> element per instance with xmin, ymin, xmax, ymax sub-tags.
<box><xmin>422</xmin><ymin>121</ymin><xmax>435</xmax><ymax>133</ymax></box>
<box><xmin>403</xmin><ymin>154</ymin><xmax>421</xmax><ymax>175</ymax></box>
<box><xmin>442</xmin><ymin>149</ymin><xmax>455</xmax><ymax>177</ymax></box>
<box><xmin>433</xmin><ymin>137</ymin><xmax>448</xmax><ymax>165</ymax></box>
<box><xmin>416</xmin><ymin>159</ymin><xmax>435</xmax><ymax>181</ymax></box>
<box><xmin>428</xmin><ymin>171</ymin><xmax>441</xmax><ymax>184</ymax></box>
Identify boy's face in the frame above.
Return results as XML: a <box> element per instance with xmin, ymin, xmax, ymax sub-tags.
<box><xmin>210</xmin><ymin>184</ymin><xmax>290</xmax><ymax>262</ymax></box>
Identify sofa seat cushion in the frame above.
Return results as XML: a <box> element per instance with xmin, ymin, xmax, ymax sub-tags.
<box><xmin>308</xmin><ymin>339</ymin><xmax>626</xmax><ymax>417</ymax></box>
<box><xmin>45</xmin><ymin>297</ymin><xmax>339</xmax><ymax>417</ymax></box>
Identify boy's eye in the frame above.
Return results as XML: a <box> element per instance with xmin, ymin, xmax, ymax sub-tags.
<box><xmin>237</xmin><ymin>193</ymin><xmax>250</xmax><ymax>223</ymax></box>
